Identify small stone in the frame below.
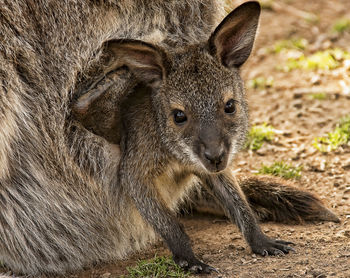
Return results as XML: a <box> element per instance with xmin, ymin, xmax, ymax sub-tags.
<box><xmin>334</xmin><ymin>182</ymin><xmax>341</xmax><ymax>187</ymax></box>
<box><xmin>310</xmin><ymin>75</ymin><xmax>321</xmax><ymax>85</ymax></box>
<box><xmin>335</xmin><ymin>230</ymin><xmax>346</xmax><ymax>238</ymax></box>
<box><xmin>293</xmin><ymin>92</ymin><xmax>303</xmax><ymax>99</ymax></box>
<box><xmin>293</xmin><ymin>102</ymin><xmax>303</xmax><ymax>109</ymax></box>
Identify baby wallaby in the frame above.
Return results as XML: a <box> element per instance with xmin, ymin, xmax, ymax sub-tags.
<box><xmin>73</xmin><ymin>1</ymin><xmax>338</xmax><ymax>273</ymax></box>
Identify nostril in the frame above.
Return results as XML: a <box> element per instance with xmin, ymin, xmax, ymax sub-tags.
<box><xmin>216</xmin><ymin>152</ymin><xmax>224</xmax><ymax>165</ymax></box>
<box><xmin>218</xmin><ymin>151</ymin><xmax>224</xmax><ymax>161</ymax></box>
<box><xmin>204</xmin><ymin>149</ymin><xmax>225</xmax><ymax>165</ymax></box>
<box><xmin>204</xmin><ymin>151</ymin><xmax>213</xmax><ymax>163</ymax></box>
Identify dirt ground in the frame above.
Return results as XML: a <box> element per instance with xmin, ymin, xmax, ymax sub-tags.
<box><xmin>74</xmin><ymin>1</ymin><xmax>350</xmax><ymax>277</ymax></box>
<box><xmin>2</xmin><ymin>0</ymin><xmax>349</xmax><ymax>277</ymax></box>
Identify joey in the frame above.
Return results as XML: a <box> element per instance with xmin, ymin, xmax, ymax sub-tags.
<box><xmin>74</xmin><ymin>2</ymin><xmax>296</xmax><ymax>272</ymax></box>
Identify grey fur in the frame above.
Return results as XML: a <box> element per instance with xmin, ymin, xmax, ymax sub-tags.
<box><xmin>0</xmin><ymin>0</ymin><xmax>225</xmax><ymax>275</ymax></box>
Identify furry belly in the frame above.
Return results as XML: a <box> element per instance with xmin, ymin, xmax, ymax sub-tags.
<box><xmin>154</xmin><ymin>163</ymin><xmax>200</xmax><ymax>212</ymax></box>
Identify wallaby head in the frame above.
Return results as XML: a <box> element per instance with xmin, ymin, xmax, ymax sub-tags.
<box><xmin>75</xmin><ymin>1</ymin><xmax>260</xmax><ymax>173</ymax></box>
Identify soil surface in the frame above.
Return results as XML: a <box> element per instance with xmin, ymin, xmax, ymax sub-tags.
<box><xmin>73</xmin><ymin>0</ymin><xmax>350</xmax><ymax>277</ymax></box>
<box><xmin>3</xmin><ymin>0</ymin><xmax>349</xmax><ymax>277</ymax></box>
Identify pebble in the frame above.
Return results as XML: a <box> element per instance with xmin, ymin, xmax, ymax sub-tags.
<box><xmin>344</xmin><ymin>230</ymin><xmax>350</xmax><ymax>238</ymax></box>
<box><xmin>293</xmin><ymin>92</ymin><xmax>303</xmax><ymax>99</ymax></box>
<box><xmin>333</xmin><ymin>182</ymin><xmax>340</xmax><ymax>187</ymax></box>
<box><xmin>293</xmin><ymin>102</ymin><xmax>303</xmax><ymax>109</ymax></box>
<box><xmin>342</xmin><ymin>159</ymin><xmax>350</xmax><ymax>170</ymax></box>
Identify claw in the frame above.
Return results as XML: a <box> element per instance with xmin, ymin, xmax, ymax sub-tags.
<box><xmin>188</xmin><ymin>263</ymin><xmax>217</xmax><ymax>274</ymax></box>
<box><xmin>286</xmin><ymin>246</ymin><xmax>296</xmax><ymax>253</ymax></box>
<box><xmin>177</xmin><ymin>260</ymin><xmax>189</xmax><ymax>268</ymax></box>
<box><xmin>206</xmin><ymin>266</ymin><xmax>219</xmax><ymax>273</ymax></box>
<box><xmin>251</xmin><ymin>234</ymin><xmax>297</xmax><ymax>257</ymax></box>
<box><xmin>272</xmin><ymin>249</ymin><xmax>285</xmax><ymax>256</ymax></box>
<box><xmin>174</xmin><ymin>257</ymin><xmax>217</xmax><ymax>274</ymax></box>
<box><xmin>189</xmin><ymin>265</ymin><xmax>202</xmax><ymax>273</ymax></box>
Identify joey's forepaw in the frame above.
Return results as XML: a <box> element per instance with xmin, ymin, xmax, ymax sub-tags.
<box><xmin>251</xmin><ymin>236</ymin><xmax>295</xmax><ymax>256</ymax></box>
<box><xmin>174</xmin><ymin>257</ymin><xmax>217</xmax><ymax>274</ymax></box>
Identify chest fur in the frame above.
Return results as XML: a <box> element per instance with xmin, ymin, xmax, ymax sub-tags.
<box><xmin>153</xmin><ymin>163</ymin><xmax>200</xmax><ymax>211</ymax></box>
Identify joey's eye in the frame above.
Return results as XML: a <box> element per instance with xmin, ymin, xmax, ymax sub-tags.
<box><xmin>224</xmin><ymin>99</ymin><xmax>236</xmax><ymax>114</ymax></box>
<box><xmin>173</xmin><ymin>109</ymin><xmax>187</xmax><ymax>125</ymax></box>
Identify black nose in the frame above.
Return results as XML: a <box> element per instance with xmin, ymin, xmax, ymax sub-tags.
<box><xmin>204</xmin><ymin>147</ymin><xmax>225</xmax><ymax>166</ymax></box>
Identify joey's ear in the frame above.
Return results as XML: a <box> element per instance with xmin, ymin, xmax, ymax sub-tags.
<box><xmin>105</xmin><ymin>39</ymin><xmax>169</xmax><ymax>88</ymax></box>
<box><xmin>72</xmin><ymin>40</ymin><xmax>167</xmax><ymax>144</ymax></box>
<box><xmin>208</xmin><ymin>1</ymin><xmax>261</xmax><ymax>68</ymax></box>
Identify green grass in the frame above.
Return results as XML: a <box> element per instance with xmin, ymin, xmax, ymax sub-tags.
<box><xmin>308</xmin><ymin>92</ymin><xmax>327</xmax><ymax>100</ymax></box>
<box><xmin>121</xmin><ymin>256</ymin><xmax>190</xmax><ymax>278</ymax></box>
<box><xmin>272</xmin><ymin>38</ymin><xmax>308</xmax><ymax>53</ymax></box>
<box><xmin>259</xmin><ymin>0</ymin><xmax>274</xmax><ymax>10</ymax></box>
<box><xmin>248</xmin><ymin>76</ymin><xmax>274</xmax><ymax>90</ymax></box>
<box><xmin>224</xmin><ymin>0</ymin><xmax>274</xmax><ymax>12</ymax></box>
<box><xmin>257</xmin><ymin>161</ymin><xmax>302</xmax><ymax>179</ymax></box>
<box><xmin>313</xmin><ymin>115</ymin><xmax>350</xmax><ymax>153</ymax></box>
<box><xmin>332</xmin><ymin>18</ymin><xmax>350</xmax><ymax>33</ymax></box>
<box><xmin>280</xmin><ymin>48</ymin><xmax>350</xmax><ymax>72</ymax></box>
<box><xmin>304</xmin><ymin>14</ymin><xmax>319</xmax><ymax>25</ymax></box>
<box><xmin>245</xmin><ymin>123</ymin><xmax>275</xmax><ymax>150</ymax></box>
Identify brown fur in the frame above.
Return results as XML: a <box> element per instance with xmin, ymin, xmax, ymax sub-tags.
<box><xmin>190</xmin><ymin>175</ymin><xmax>340</xmax><ymax>223</ymax></box>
